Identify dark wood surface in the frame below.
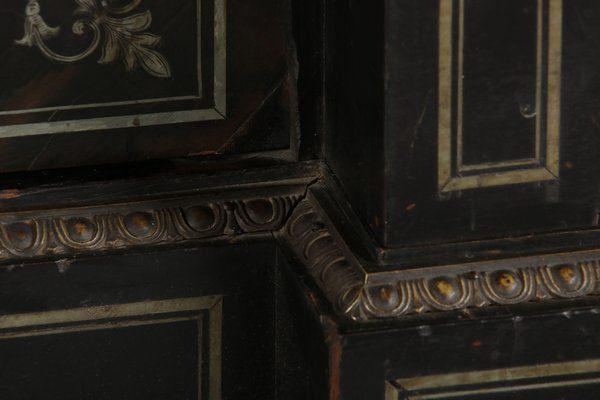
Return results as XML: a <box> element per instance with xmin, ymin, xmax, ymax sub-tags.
<box><xmin>338</xmin><ymin>305</ymin><xmax>600</xmax><ymax>399</ymax></box>
<box><xmin>323</xmin><ymin>0</ymin><xmax>600</xmax><ymax>265</ymax></box>
<box><xmin>0</xmin><ymin>242</ymin><xmax>303</xmax><ymax>399</ymax></box>
<box><xmin>3</xmin><ymin>1</ymin><xmax>600</xmax><ymax>399</ymax></box>
<box><xmin>0</xmin><ymin>0</ymin><xmax>298</xmax><ymax>172</ymax></box>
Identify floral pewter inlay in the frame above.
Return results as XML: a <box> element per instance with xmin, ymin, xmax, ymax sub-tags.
<box><xmin>15</xmin><ymin>0</ymin><xmax>172</xmax><ymax>78</ymax></box>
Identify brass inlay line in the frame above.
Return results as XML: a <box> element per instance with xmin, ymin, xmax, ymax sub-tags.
<box><xmin>197</xmin><ymin>0</ymin><xmax>204</xmax><ymax>97</ymax></box>
<box><xmin>214</xmin><ymin>0</ymin><xmax>227</xmax><ymax>115</ymax></box>
<box><xmin>0</xmin><ymin>95</ymin><xmax>201</xmax><ymax>116</ymax></box>
<box><xmin>0</xmin><ymin>296</ymin><xmax>223</xmax><ymax>400</ymax></box>
<box><xmin>546</xmin><ymin>0</ymin><xmax>562</xmax><ymax>176</ymax></box>
<box><xmin>458</xmin><ymin>157</ymin><xmax>538</xmax><ymax>172</ymax></box>
<box><xmin>437</xmin><ymin>0</ymin><xmax>454</xmax><ymax>190</ymax></box>
<box><xmin>0</xmin><ymin>296</ymin><xmax>220</xmax><ymax>329</ymax></box>
<box><xmin>390</xmin><ymin>378</ymin><xmax>600</xmax><ymax>400</ymax></box>
<box><xmin>387</xmin><ymin>358</ymin><xmax>600</xmax><ymax>400</ymax></box>
<box><xmin>438</xmin><ymin>0</ymin><xmax>562</xmax><ymax>192</ymax></box>
<box><xmin>456</xmin><ymin>0</ymin><xmax>465</xmax><ymax>170</ymax></box>
<box><xmin>208</xmin><ymin>298</ymin><xmax>223</xmax><ymax>400</ymax></box>
<box><xmin>0</xmin><ymin>316</ymin><xmax>198</xmax><ymax>340</ymax></box>
<box><xmin>0</xmin><ymin>108</ymin><xmax>224</xmax><ymax>137</ymax></box>
<box><xmin>535</xmin><ymin>0</ymin><xmax>543</xmax><ymax>161</ymax></box>
<box><xmin>441</xmin><ymin>167</ymin><xmax>557</xmax><ymax>192</ymax></box>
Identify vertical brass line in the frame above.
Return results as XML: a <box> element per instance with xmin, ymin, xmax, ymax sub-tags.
<box><xmin>535</xmin><ymin>0</ymin><xmax>543</xmax><ymax>161</ymax></box>
<box><xmin>546</xmin><ymin>0</ymin><xmax>562</xmax><ymax>176</ymax></box>
<box><xmin>438</xmin><ymin>0</ymin><xmax>454</xmax><ymax>190</ymax></box>
<box><xmin>456</xmin><ymin>0</ymin><xmax>465</xmax><ymax>170</ymax></box>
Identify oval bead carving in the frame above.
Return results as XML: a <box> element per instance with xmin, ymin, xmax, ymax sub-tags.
<box><xmin>480</xmin><ymin>269</ymin><xmax>534</xmax><ymax>304</ymax></box>
<box><xmin>243</xmin><ymin>199</ymin><xmax>275</xmax><ymax>225</ymax></box>
<box><xmin>429</xmin><ymin>277</ymin><xmax>461</xmax><ymax>304</ymax></box>
<box><xmin>491</xmin><ymin>270</ymin><xmax>523</xmax><ymax>298</ymax></box>
<box><xmin>417</xmin><ymin>276</ymin><xmax>472</xmax><ymax>311</ymax></box>
<box><xmin>550</xmin><ymin>264</ymin><xmax>582</xmax><ymax>291</ymax></box>
<box><xmin>361</xmin><ymin>282</ymin><xmax>413</xmax><ymax>317</ymax></box>
<box><xmin>541</xmin><ymin>262</ymin><xmax>596</xmax><ymax>298</ymax></box>
<box><xmin>371</xmin><ymin>285</ymin><xmax>401</xmax><ymax>311</ymax></box>
<box><xmin>123</xmin><ymin>212</ymin><xmax>156</xmax><ymax>238</ymax></box>
<box><xmin>64</xmin><ymin>217</ymin><xmax>96</xmax><ymax>243</ymax></box>
<box><xmin>184</xmin><ymin>205</ymin><xmax>217</xmax><ymax>232</ymax></box>
<box><xmin>4</xmin><ymin>222</ymin><xmax>35</xmax><ymax>251</ymax></box>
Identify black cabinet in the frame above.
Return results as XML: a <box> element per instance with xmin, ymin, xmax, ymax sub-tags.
<box><xmin>2</xmin><ymin>1</ymin><xmax>600</xmax><ymax>399</ymax></box>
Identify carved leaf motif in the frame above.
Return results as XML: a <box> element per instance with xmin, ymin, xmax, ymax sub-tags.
<box><xmin>98</xmin><ymin>28</ymin><xmax>119</xmax><ymax>64</ymax></box>
<box><xmin>99</xmin><ymin>11</ymin><xmax>171</xmax><ymax>77</ymax></box>
<box><xmin>135</xmin><ymin>45</ymin><xmax>171</xmax><ymax>78</ymax></box>
<box><xmin>133</xmin><ymin>32</ymin><xmax>161</xmax><ymax>47</ymax></box>
<box><xmin>15</xmin><ymin>0</ymin><xmax>171</xmax><ymax>79</ymax></box>
<box><xmin>74</xmin><ymin>0</ymin><xmax>96</xmax><ymax>16</ymax></box>
<box><xmin>105</xmin><ymin>11</ymin><xmax>152</xmax><ymax>33</ymax></box>
<box><xmin>123</xmin><ymin>43</ymin><xmax>137</xmax><ymax>71</ymax></box>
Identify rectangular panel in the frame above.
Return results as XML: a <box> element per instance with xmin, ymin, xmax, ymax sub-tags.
<box><xmin>0</xmin><ymin>297</ymin><xmax>222</xmax><ymax>400</ymax></box>
<box><xmin>461</xmin><ymin>0</ymin><xmax>538</xmax><ymax>165</ymax></box>
<box><xmin>387</xmin><ymin>359</ymin><xmax>600</xmax><ymax>400</ymax></box>
<box><xmin>438</xmin><ymin>0</ymin><xmax>561</xmax><ymax>192</ymax></box>
<box><xmin>0</xmin><ymin>0</ymin><xmax>226</xmax><ymax>137</ymax></box>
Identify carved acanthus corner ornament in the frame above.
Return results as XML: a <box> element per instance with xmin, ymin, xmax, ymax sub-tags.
<box><xmin>281</xmin><ymin>200</ymin><xmax>365</xmax><ymax>316</ymax></box>
<box><xmin>15</xmin><ymin>0</ymin><xmax>172</xmax><ymax>78</ymax></box>
<box><xmin>279</xmin><ymin>187</ymin><xmax>600</xmax><ymax>322</ymax></box>
<box><xmin>2</xmin><ymin>164</ymin><xmax>600</xmax><ymax>323</ymax></box>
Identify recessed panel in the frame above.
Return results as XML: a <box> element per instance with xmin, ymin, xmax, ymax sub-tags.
<box><xmin>438</xmin><ymin>0</ymin><xmax>561</xmax><ymax>192</ymax></box>
<box><xmin>0</xmin><ymin>0</ymin><xmax>225</xmax><ymax>137</ymax></box>
<box><xmin>1</xmin><ymin>322</ymin><xmax>199</xmax><ymax>400</ymax></box>
<box><xmin>387</xmin><ymin>359</ymin><xmax>600</xmax><ymax>400</ymax></box>
<box><xmin>0</xmin><ymin>297</ymin><xmax>222</xmax><ymax>400</ymax></box>
<box><xmin>461</xmin><ymin>0</ymin><xmax>538</xmax><ymax>165</ymax></box>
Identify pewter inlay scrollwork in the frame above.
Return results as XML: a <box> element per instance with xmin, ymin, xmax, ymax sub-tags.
<box><xmin>15</xmin><ymin>0</ymin><xmax>172</xmax><ymax>78</ymax></box>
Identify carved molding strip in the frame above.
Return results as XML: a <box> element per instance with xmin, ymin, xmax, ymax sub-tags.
<box><xmin>3</xmin><ymin>171</ymin><xmax>599</xmax><ymax>322</ymax></box>
<box><xmin>358</xmin><ymin>261</ymin><xmax>600</xmax><ymax>319</ymax></box>
<box><xmin>280</xmin><ymin>191</ymin><xmax>600</xmax><ymax>321</ymax></box>
<box><xmin>0</xmin><ymin>195</ymin><xmax>299</xmax><ymax>261</ymax></box>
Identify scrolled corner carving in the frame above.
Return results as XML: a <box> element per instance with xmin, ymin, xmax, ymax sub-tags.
<box><xmin>15</xmin><ymin>0</ymin><xmax>172</xmax><ymax>78</ymax></box>
<box><xmin>275</xmin><ymin>194</ymin><xmax>600</xmax><ymax>321</ymax></box>
<box><xmin>280</xmin><ymin>200</ymin><xmax>365</xmax><ymax>319</ymax></box>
